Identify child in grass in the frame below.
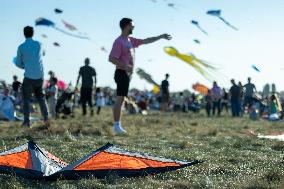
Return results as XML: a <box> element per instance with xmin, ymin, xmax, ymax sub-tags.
<box><xmin>95</xmin><ymin>87</ymin><xmax>105</xmax><ymax>115</ymax></box>
<box><xmin>46</xmin><ymin>77</ymin><xmax>58</xmax><ymax>118</ymax></box>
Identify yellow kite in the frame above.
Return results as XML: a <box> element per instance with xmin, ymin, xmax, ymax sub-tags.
<box><xmin>164</xmin><ymin>46</ymin><xmax>217</xmax><ymax>81</ymax></box>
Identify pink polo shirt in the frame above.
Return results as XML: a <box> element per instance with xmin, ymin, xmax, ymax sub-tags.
<box><xmin>109</xmin><ymin>35</ymin><xmax>143</xmax><ymax>70</ymax></box>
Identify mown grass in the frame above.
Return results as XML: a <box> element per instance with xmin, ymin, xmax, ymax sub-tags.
<box><xmin>1</xmin><ymin>107</ymin><xmax>284</xmax><ymax>188</ymax></box>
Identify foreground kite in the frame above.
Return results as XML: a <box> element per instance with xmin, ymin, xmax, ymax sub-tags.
<box><xmin>207</xmin><ymin>10</ymin><xmax>238</xmax><ymax>31</ymax></box>
<box><xmin>0</xmin><ymin>141</ymin><xmax>201</xmax><ymax>180</ymax></box>
<box><xmin>35</xmin><ymin>17</ymin><xmax>89</xmax><ymax>39</ymax></box>
<box><xmin>164</xmin><ymin>46</ymin><xmax>217</xmax><ymax>81</ymax></box>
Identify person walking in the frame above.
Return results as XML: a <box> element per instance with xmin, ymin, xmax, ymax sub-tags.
<box><xmin>15</xmin><ymin>26</ymin><xmax>49</xmax><ymax>127</ymax></box>
<box><xmin>75</xmin><ymin>58</ymin><xmax>97</xmax><ymax>116</ymax></box>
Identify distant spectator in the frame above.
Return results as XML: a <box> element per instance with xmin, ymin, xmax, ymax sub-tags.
<box><xmin>160</xmin><ymin>73</ymin><xmax>170</xmax><ymax>112</ymax></box>
<box><xmin>230</xmin><ymin>79</ymin><xmax>241</xmax><ymax>117</ymax></box>
<box><xmin>75</xmin><ymin>58</ymin><xmax>97</xmax><ymax>116</ymax></box>
<box><xmin>211</xmin><ymin>81</ymin><xmax>222</xmax><ymax>116</ymax></box>
<box><xmin>12</xmin><ymin>75</ymin><xmax>21</xmax><ymax>98</ymax></box>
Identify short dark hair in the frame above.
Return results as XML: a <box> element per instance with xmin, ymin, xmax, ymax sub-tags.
<box><xmin>120</xmin><ymin>18</ymin><xmax>132</xmax><ymax>30</ymax></box>
<box><xmin>85</xmin><ymin>58</ymin><xmax>90</xmax><ymax>65</ymax></box>
<box><xmin>24</xmin><ymin>26</ymin><xmax>34</xmax><ymax>38</ymax></box>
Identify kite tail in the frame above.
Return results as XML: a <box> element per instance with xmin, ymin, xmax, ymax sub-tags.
<box><xmin>53</xmin><ymin>27</ymin><xmax>90</xmax><ymax>39</ymax></box>
<box><xmin>194</xmin><ymin>58</ymin><xmax>217</xmax><ymax>70</ymax></box>
<box><xmin>218</xmin><ymin>17</ymin><xmax>238</xmax><ymax>31</ymax></box>
<box><xmin>197</xmin><ymin>25</ymin><xmax>209</xmax><ymax>36</ymax></box>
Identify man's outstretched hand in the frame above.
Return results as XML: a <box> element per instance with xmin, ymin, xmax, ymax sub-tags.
<box><xmin>160</xmin><ymin>34</ymin><xmax>172</xmax><ymax>40</ymax></box>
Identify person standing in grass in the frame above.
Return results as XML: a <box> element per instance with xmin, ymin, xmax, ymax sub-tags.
<box><xmin>109</xmin><ymin>18</ymin><xmax>171</xmax><ymax>133</ymax></box>
<box><xmin>15</xmin><ymin>26</ymin><xmax>49</xmax><ymax>127</ymax></box>
<box><xmin>211</xmin><ymin>81</ymin><xmax>222</xmax><ymax>116</ymax></box>
<box><xmin>221</xmin><ymin>88</ymin><xmax>229</xmax><ymax>114</ymax></box>
<box><xmin>95</xmin><ymin>87</ymin><xmax>105</xmax><ymax>115</ymax></box>
<box><xmin>243</xmin><ymin>77</ymin><xmax>257</xmax><ymax>110</ymax></box>
<box><xmin>160</xmin><ymin>73</ymin><xmax>170</xmax><ymax>112</ymax></box>
<box><xmin>75</xmin><ymin>58</ymin><xmax>97</xmax><ymax>116</ymax></box>
<box><xmin>229</xmin><ymin>79</ymin><xmax>241</xmax><ymax>117</ymax></box>
<box><xmin>46</xmin><ymin>77</ymin><xmax>58</xmax><ymax>118</ymax></box>
<box><xmin>12</xmin><ymin>75</ymin><xmax>21</xmax><ymax>98</ymax></box>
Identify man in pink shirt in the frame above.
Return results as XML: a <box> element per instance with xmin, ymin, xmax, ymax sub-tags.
<box><xmin>109</xmin><ymin>18</ymin><xmax>171</xmax><ymax>133</ymax></box>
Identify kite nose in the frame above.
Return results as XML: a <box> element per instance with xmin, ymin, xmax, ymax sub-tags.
<box><xmin>164</xmin><ymin>47</ymin><xmax>178</xmax><ymax>56</ymax></box>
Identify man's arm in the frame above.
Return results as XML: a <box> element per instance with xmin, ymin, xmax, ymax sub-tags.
<box><xmin>142</xmin><ymin>34</ymin><xmax>172</xmax><ymax>44</ymax></box>
<box><xmin>75</xmin><ymin>74</ymin><xmax>81</xmax><ymax>88</ymax></box>
<box><xmin>109</xmin><ymin>57</ymin><xmax>132</xmax><ymax>72</ymax></box>
<box><xmin>15</xmin><ymin>47</ymin><xmax>24</xmax><ymax>69</ymax></box>
<box><xmin>93</xmin><ymin>70</ymin><xmax>97</xmax><ymax>89</ymax></box>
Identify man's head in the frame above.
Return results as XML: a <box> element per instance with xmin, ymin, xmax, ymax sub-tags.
<box><xmin>84</xmin><ymin>58</ymin><xmax>90</xmax><ymax>65</ymax></box>
<box><xmin>48</xmin><ymin>71</ymin><xmax>55</xmax><ymax>78</ymax></box>
<box><xmin>13</xmin><ymin>75</ymin><xmax>18</xmax><ymax>81</ymax></box>
<box><xmin>248</xmin><ymin>77</ymin><xmax>251</xmax><ymax>83</ymax></box>
<box><xmin>165</xmin><ymin>73</ymin><xmax>169</xmax><ymax>79</ymax></box>
<box><xmin>213</xmin><ymin>81</ymin><xmax>217</xmax><ymax>87</ymax></box>
<box><xmin>231</xmin><ymin>79</ymin><xmax>235</xmax><ymax>85</ymax></box>
<box><xmin>3</xmin><ymin>88</ymin><xmax>9</xmax><ymax>96</ymax></box>
<box><xmin>120</xmin><ymin>18</ymin><xmax>134</xmax><ymax>35</ymax></box>
<box><xmin>23</xmin><ymin>26</ymin><xmax>34</xmax><ymax>38</ymax></box>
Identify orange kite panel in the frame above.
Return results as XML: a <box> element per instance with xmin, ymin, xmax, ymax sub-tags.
<box><xmin>74</xmin><ymin>152</ymin><xmax>181</xmax><ymax>170</ymax></box>
<box><xmin>0</xmin><ymin>151</ymin><xmax>33</xmax><ymax>169</ymax></box>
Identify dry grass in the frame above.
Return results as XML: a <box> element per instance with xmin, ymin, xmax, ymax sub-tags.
<box><xmin>0</xmin><ymin>107</ymin><xmax>284</xmax><ymax>188</ymax></box>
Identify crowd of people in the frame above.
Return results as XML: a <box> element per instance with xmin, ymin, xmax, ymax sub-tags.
<box><xmin>1</xmin><ymin>18</ymin><xmax>283</xmax><ymax>134</ymax></box>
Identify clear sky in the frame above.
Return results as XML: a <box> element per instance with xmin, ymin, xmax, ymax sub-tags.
<box><xmin>1</xmin><ymin>0</ymin><xmax>284</xmax><ymax>92</ymax></box>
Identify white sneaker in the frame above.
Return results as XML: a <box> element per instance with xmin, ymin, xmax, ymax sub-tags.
<box><xmin>113</xmin><ymin>124</ymin><xmax>127</xmax><ymax>134</ymax></box>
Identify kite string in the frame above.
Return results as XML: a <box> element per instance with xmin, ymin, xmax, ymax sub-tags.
<box><xmin>53</xmin><ymin>27</ymin><xmax>90</xmax><ymax>40</ymax></box>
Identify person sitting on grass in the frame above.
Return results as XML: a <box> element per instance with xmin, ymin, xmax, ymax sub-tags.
<box><xmin>268</xmin><ymin>94</ymin><xmax>282</xmax><ymax>121</ymax></box>
<box><xmin>138</xmin><ymin>96</ymin><xmax>148</xmax><ymax>115</ymax></box>
<box><xmin>0</xmin><ymin>82</ymin><xmax>15</xmax><ymax>121</ymax></box>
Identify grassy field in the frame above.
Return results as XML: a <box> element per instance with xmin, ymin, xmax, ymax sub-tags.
<box><xmin>1</xmin><ymin>107</ymin><xmax>284</xmax><ymax>189</ymax></box>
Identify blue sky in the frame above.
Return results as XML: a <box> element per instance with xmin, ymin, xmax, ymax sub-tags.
<box><xmin>1</xmin><ymin>0</ymin><xmax>284</xmax><ymax>92</ymax></box>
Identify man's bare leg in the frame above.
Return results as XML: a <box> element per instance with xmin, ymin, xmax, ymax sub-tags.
<box><xmin>113</xmin><ymin>96</ymin><xmax>125</xmax><ymax>121</ymax></box>
<box><xmin>113</xmin><ymin>96</ymin><xmax>126</xmax><ymax>133</ymax></box>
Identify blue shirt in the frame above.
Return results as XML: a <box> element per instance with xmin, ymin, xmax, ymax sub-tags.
<box><xmin>16</xmin><ymin>38</ymin><xmax>44</xmax><ymax>79</ymax></box>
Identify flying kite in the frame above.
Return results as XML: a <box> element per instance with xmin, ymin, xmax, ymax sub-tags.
<box><xmin>193</xmin><ymin>39</ymin><xmax>201</xmax><ymax>44</ymax></box>
<box><xmin>167</xmin><ymin>3</ymin><xmax>177</xmax><ymax>9</ymax></box>
<box><xmin>251</xmin><ymin>64</ymin><xmax>260</xmax><ymax>72</ymax></box>
<box><xmin>192</xmin><ymin>83</ymin><xmax>209</xmax><ymax>95</ymax></box>
<box><xmin>136</xmin><ymin>68</ymin><xmax>159</xmax><ymax>86</ymax></box>
<box><xmin>191</xmin><ymin>20</ymin><xmax>208</xmax><ymax>36</ymax></box>
<box><xmin>136</xmin><ymin>68</ymin><xmax>160</xmax><ymax>93</ymax></box>
<box><xmin>41</xmin><ymin>34</ymin><xmax>47</xmax><ymax>38</ymax></box>
<box><xmin>53</xmin><ymin>42</ymin><xmax>60</xmax><ymax>47</ymax></box>
<box><xmin>100</xmin><ymin>46</ymin><xmax>108</xmax><ymax>53</ymax></box>
<box><xmin>54</xmin><ymin>8</ymin><xmax>63</xmax><ymax>14</ymax></box>
<box><xmin>207</xmin><ymin>10</ymin><xmax>238</xmax><ymax>31</ymax></box>
<box><xmin>62</xmin><ymin>20</ymin><xmax>77</xmax><ymax>31</ymax></box>
<box><xmin>164</xmin><ymin>46</ymin><xmax>218</xmax><ymax>81</ymax></box>
<box><xmin>35</xmin><ymin>17</ymin><xmax>89</xmax><ymax>39</ymax></box>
